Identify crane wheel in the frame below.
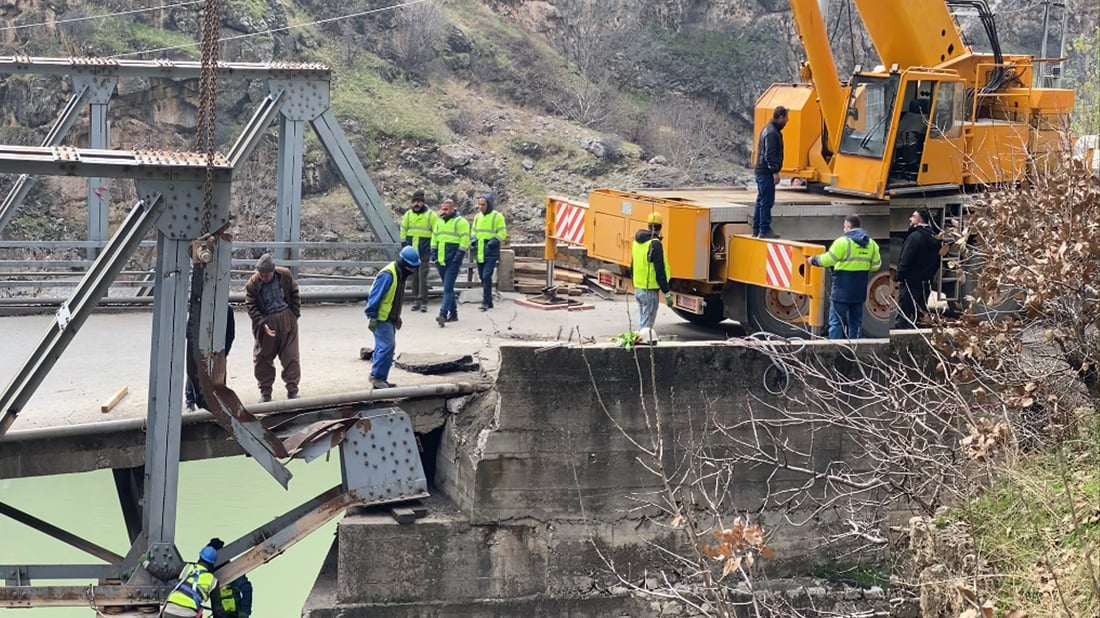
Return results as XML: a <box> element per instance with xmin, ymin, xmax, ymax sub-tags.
<box><xmin>862</xmin><ymin>269</ymin><xmax>895</xmax><ymax>338</ymax></box>
<box><xmin>745</xmin><ymin>285</ymin><xmax>814</xmax><ymax>338</ymax></box>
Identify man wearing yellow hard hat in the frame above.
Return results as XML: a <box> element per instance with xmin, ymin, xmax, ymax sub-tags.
<box><xmin>631</xmin><ymin>212</ymin><xmax>673</xmax><ymax>336</ymax></box>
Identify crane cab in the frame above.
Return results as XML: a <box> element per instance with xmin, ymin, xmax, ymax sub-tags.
<box><xmin>828</xmin><ymin>68</ymin><xmax>967</xmax><ymax>199</ymax></box>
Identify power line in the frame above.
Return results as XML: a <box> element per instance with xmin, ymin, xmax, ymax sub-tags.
<box><xmin>0</xmin><ymin>1</ymin><xmax>204</xmax><ymax>33</ymax></box>
<box><xmin>113</xmin><ymin>0</ymin><xmax>431</xmax><ymax>59</ymax></box>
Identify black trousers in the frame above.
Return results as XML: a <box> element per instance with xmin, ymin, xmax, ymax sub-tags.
<box><xmin>894</xmin><ymin>279</ymin><xmax>931</xmax><ymax>328</ymax></box>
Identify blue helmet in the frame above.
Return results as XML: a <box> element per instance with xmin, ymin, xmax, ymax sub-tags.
<box><xmin>399</xmin><ymin>246</ymin><xmax>421</xmax><ymax>268</ymax></box>
<box><xmin>199</xmin><ymin>545</ymin><xmax>217</xmax><ymax>565</ymax></box>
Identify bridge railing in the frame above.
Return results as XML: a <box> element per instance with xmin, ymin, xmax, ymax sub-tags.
<box><xmin>0</xmin><ymin>240</ymin><xmax>489</xmax><ymax>301</ymax></box>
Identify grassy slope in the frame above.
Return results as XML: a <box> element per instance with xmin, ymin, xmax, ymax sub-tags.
<box><xmin>954</xmin><ymin>417</ymin><xmax>1100</xmax><ymax>615</ymax></box>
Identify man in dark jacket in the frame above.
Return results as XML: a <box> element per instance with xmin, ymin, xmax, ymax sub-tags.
<box><xmin>753</xmin><ymin>106</ymin><xmax>788</xmax><ymax>239</ymax></box>
<box><xmin>810</xmin><ymin>215</ymin><xmax>882</xmax><ymax>339</ymax></box>
<box><xmin>894</xmin><ymin>208</ymin><xmax>942</xmax><ymax>328</ymax></box>
<box><xmin>244</xmin><ymin>254</ymin><xmax>301</xmax><ymax>402</ymax></box>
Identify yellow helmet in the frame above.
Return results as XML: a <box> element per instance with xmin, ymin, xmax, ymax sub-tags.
<box><xmin>646</xmin><ymin>212</ymin><xmax>662</xmax><ymax>225</ymax></box>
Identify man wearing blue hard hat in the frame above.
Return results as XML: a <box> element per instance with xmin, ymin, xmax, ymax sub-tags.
<box><xmin>364</xmin><ymin>246</ymin><xmax>421</xmax><ymax>389</ymax></box>
<box><xmin>161</xmin><ymin>539</ymin><xmax>221</xmax><ymax>617</ymax></box>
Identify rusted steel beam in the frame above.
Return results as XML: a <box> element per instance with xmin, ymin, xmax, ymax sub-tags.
<box><xmin>0</xmin><ymin>584</ymin><xmax>169</xmax><ymax>608</ymax></box>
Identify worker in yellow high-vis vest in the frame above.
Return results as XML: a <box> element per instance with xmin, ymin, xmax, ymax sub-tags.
<box><xmin>471</xmin><ymin>193</ymin><xmax>507</xmax><ymax>311</ymax></box>
<box><xmin>631</xmin><ymin>212</ymin><xmax>673</xmax><ymax>333</ymax></box>
<box><xmin>364</xmin><ymin>246</ymin><xmax>421</xmax><ymax>389</ymax></box>
<box><xmin>399</xmin><ymin>190</ymin><xmax>437</xmax><ymax>313</ymax></box>
<box><xmin>161</xmin><ymin>540</ymin><xmax>220</xmax><ymax>617</ymax></box>
<box><xmin>430</xmin><ymin>198</ymin><xmax>470</xmax><ymax>327</ymax></box>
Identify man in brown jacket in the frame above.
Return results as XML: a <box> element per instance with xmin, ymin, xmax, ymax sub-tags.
<box><xmin>244</xmin><ymin>253</ymin><xmax>301</xmax><ymax>402</ymax></box>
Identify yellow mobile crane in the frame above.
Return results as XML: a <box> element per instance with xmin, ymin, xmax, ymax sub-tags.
<box><xmin>544</xmin><ymin>0</ymin><xmax>1075</xmax><ymax>337</ymax></box>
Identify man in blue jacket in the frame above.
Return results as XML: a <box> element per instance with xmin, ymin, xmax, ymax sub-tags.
<box><xmin>753</xmin><ymin>106</ymin><xmax>788</xmax><ymax>239</ymax></box>
<box><xmin>364</xmin><ymin>246</ymin><xmax>420</xmax><ymax>389</ymax></box>
<box><xmin>809</xmin><ymin>215</ymin><xmax>882</xmax><ymax>339</ymax></box>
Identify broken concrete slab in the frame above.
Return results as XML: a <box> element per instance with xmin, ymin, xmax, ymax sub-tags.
<box><xmin>395</xmin><ymin>353</ymin><xmax>480</xmax><ymax>375</ymax></box>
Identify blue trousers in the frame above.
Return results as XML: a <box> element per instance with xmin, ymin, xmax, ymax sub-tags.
<box><xmin>828</xmin><ymin>301</ymin><xmax>864</xmax><ymax>340</ymax></box>
<box><xmin>753</xmin><ymin>173</ymin><xmax>775</xmax><ymax>234</ymax></box>
<box><xmin>437</xmin><ymin>262</ymin><xmax>460</xmax><ymax>318</ymax></box>
<box><xmin>370</xmin><ymin>320</ymin><xmax>396</xmax><ymax>381</ymax></box>
<box><xmin>635</xmin><ymin>289</ymin><xmax>660</xmax><ymax>330</ymax></box>
<box><xmin>478</xmin><ymin>257</ymin><xmax>497</xmax><ymax>307</ymax></box>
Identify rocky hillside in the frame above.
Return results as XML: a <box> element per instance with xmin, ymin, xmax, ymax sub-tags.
<box><xmin>0</xmin><ymin>0</ymin><xmax>1095</xmax><ymax>246</ymax></box>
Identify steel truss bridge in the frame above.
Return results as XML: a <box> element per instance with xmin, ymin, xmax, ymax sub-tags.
<box><xmin>0</xmin><ymin>55</ymin><xmax>447</xmax><ymax>613</ymax></box>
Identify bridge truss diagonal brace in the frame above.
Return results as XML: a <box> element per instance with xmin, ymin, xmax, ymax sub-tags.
<box><xmin>0</xmin><ymin>193</ymin><xmax>166</xmax><ymax>438</ymax></box>
<box><xmin>310</xmin><ymin>108</ymin><xmax>400</xmax><ymax>250</ymax></box>
<box><xmin>0</xmin><ymin>500</ymin><xmax>124</xmax><ymax>565</ymax></box>
<box><xmin>0</xmin><ymin>85</ymin><xmax>91</xmax><ymax>236</ymax></box>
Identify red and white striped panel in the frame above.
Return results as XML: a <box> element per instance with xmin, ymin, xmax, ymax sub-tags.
<box><xmin>764</xmin><ymin>242</ymin><xmax>794</xmax><ymax>290</ymax></box>
<box><xmin>553</xmin><ymin>201</ymin><xmax>585</xmax><ymax>245</ymax></box>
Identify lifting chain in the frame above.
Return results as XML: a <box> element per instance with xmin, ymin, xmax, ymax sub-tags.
<box><xmin>196</xmin><ymin>0</ymin><xmax>222</xmax><ymax>237</ymax></box>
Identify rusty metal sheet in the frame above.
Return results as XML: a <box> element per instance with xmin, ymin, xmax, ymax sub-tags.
<box><xmin>280</xmin><ymin>417</ymin><xmax>362</xmax><ymax>461</ymax></box>
<box><xmin>197</xmin><ymin>356</ymin><xmax>292</xmax><ymax>487</ymax></box>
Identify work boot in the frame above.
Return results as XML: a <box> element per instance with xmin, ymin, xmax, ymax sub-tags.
<box><xmin>446</xmin><ymin>313</ymin><xmax>458</xmax><ymax>323</ymax></box>
<box><xmin>435</xmin><ymin>315</ymin><xmax>446</xmax><ymax>327</ymax></box>
<box><xmin>478</xmin><ymin>304</ymin><xmax>489</xmax><ymax>312</ymax></box>
<box><xmin>370</xmin><ymin>377</ymin><xmax>394</xmax><ymax>389</ymax></box>
<box><xmin>411</xmin><ymin>302</ymin><xmax>421</xmax><ymax>311</ymax></box>
<box><xmin>287</xmin><ymin>391</ymin><xmax>299</xmax><ymax>400</ymax></box>
<box><xmin>420</xmin><ymin>304</ymin><xmax>428</xmax><ymax>313</ymax></box>
<box><xmin>259</xmin><ymin>393</ymin><xmax>272</xmax><ymax>403</ymax></box>
<box><xmin>760</xmin><ymin>229</ymin><xmax>781</xmax><ymax>239</ymax></box>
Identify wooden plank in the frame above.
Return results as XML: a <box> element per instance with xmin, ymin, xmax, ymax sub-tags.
<box><xmin>100</xmin><ymin>386</ymin><xmax>129</xmax><ymax>414</ymax></box>
<box><xmin>553</xmin><ymin>270</ymin><xmax>585</xmax><ymax>284</ymax></box>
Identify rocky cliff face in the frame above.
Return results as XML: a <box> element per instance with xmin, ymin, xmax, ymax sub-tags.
<box><xmin>0</xmin><ymin>0</ymin><xmax>1094</xmax><ymax>247</ymax></box>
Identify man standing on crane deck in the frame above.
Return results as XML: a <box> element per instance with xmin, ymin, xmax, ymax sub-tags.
<box><xmin>753</xmin><ymin>106</ymin><xmax>788</xmax><ymax>239</ymax></box>
<box><xmin>632</xmin><ymin>212</ymin><xmax>673</xmax><ymax>336</ymax></box>
<box><xmin>809</xmin><ymin>214</ymin><xmax>882</xmax><ymax>339</ymax></box>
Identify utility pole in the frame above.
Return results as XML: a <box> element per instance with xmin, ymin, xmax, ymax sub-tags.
<box><xmin>1036</xmin><ymin>0</ymin><xmax>1068</xmax><ymax>88</ymax></box>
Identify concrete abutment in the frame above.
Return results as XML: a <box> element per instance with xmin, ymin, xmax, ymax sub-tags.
<box><xmin>305</xmin><ymin>339</ymin><xmax>908</xmax><ymax>617</ymax></box>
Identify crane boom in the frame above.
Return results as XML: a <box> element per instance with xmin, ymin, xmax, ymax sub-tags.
<box><xmin>852</xmin><ymin>0</ymin><xmax>968</xmax><ymax>69</ymax></box>
<box><xmin>789</xmin><ymin>0</ymin><xmax>846</xmax><ymax>154</ymax></box>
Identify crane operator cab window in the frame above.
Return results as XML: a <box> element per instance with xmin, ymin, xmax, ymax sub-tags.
<box><xmin>889</xmin><ymin>80</ymin><xmax>966</xmax><ymax>184</ymax></box>
<box><xmin>890</xmin><ymin>81</ymin><xmax>935</xmax><ymax>182</ymax></box>
<box><xmin>838</xmin><ymin>74</ymin><xmax>901</xmax><ymax>161</ymax></box>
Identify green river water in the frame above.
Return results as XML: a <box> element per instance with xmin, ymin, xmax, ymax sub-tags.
<box><xmin>0</xmin><ymin>455</ymin><xmax>341</xmax><ymax>617</ymax></box>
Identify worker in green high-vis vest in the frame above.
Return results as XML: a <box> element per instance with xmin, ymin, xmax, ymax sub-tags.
<box><xmin>471</xmin><ymin>193</ymin><xmax>507</xmax><ymax>311</ymax></box>
<box><xmin>430</xmin><ymin>198</ymin><xmax>470</xmax><ymax>327</ymax></box>
<box><xmin>631</xmin><ymin>212</ymin><xmax>672</xmax><ymax>333</ymax></box>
